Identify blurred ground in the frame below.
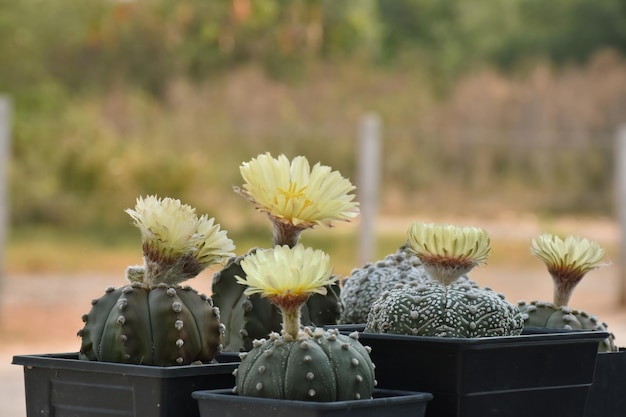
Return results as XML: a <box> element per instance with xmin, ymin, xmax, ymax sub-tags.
<box><xmin>3</xmin><ymin>216</ymin><xmax>626</xmax><ymax>416</ymax></box>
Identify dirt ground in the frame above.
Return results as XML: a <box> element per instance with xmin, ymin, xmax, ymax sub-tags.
<box><xmin>3</xmin><ymin>215</ymin><xmax>626</xmax><ymax>417</ymax></box>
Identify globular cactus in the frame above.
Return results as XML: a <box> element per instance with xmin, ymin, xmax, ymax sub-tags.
<box><xmin>339</xmin><ymin>245</ymin><xmax>430</xmax><ymax>324</ymax></box>
<box><xmin>367</xmin><ymin>279</ymin><xmax>524</xmax><ymax>337</ymax></box>
<box><xmin>366</xmin><ymin>222</ymin><xmax>524</xmax><ymax>338</ymax></box>
<box><xmin>79</xmin><ymin>276</ymin><xmax>223</xmax><ymax>366</ymax></box>
<box><xmin>232</xmin><ymin>245</ymin><xmax>376</xmax><ymax>402</ymax></box>
<box><xmin>235</xmin><ymin>328</ymin><xmax>376</xmax><ymax>401</ymax></box>
<box><xmin>78</xmin><ymin>195</ymin><xmax>235</xmax><ymax>366</ymax></box>
<box><xmin>517</xmin><ymin>234</ymin><xmax>616</xmax><ymax>351</ymax></box>
<box><xmin>212</xmin><ymin>251</ymin><xmax>342</xmax><ymax>352</ymax></box>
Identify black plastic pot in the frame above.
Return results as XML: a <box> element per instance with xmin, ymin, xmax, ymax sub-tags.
<box><xmin>12</xmin><ymin>352</ymin><xmax>239</xmax><ymax>417</ymax></box>
<box><xmin>357</xmin><ymin>330</ymin><xmax>608</xmax><ymax>417</ymax></box>
<box><xmin>192</xmin><ymin>388</ymin><xmax>433</xmax><ymax>417</ymax></box>
<box><xmin>584</xmin><ymin>348</ymin><xmax>626</xmax><ymax>417</ymax></box>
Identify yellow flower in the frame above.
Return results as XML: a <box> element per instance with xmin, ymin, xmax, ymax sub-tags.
<box><xmin>236</xmin><ymin>244</ymin><xmax>337</xmax><ymax>299</ymax></box>
<box><xmin>126</xmin><ymin>195</ymin><xmax>235</xmax><ymax>280</ymax></box>
<box><xmin>531</xmin><ymin>234</ymin><xmax>606</xmax><ymax>277</ymax></box>
<box><xmin>236</xmin><ymin>153</ymin><xmax>359</xmax><ymax>228</ymax></box>
<box><xmin>406</xmin><ymin>222</ymin><xmax>490</xmax><ymax>284</ymax></box>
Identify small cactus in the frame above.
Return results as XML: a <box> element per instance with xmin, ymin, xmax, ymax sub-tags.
<box><xmin>517</xmin><ymin>234</ymin><xmax>616</xmax><ymax>351</ymax></box>
<box><xmin>339</xmin><ymin>245</ymin><xmax>430</xmax><ymax>324</ymax></box>
<box><xmin>366</xmin><ymin>222</ymin><xmax>524</xmax><ymax>338</ymax></box>
<box><xmin>233</xmin><ymin>245</ymin><xmax>376</xmax><ymax>402</ymax></box>
<box><xmin>78</xmin><ymin>196</ymin><xmax>235</xmax><ymax>366</ymax></box>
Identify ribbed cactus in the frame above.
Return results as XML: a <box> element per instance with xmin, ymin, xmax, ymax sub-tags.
<box><xmin>517</xmin><ymin>234</ymin><xmax>616</xmax><ymax>351</ymax></box>
<box><xmin>232</xmin><ymin>245</ymin><xmax>376</xmax><ymax>402</ymax></box>
<box><xmin>78</xmin><ymin>196</ymin><xmax>235</xmax><ymax>366</ymax></box>
<box><xmin>79</xmin><ymin>277</ymin><xmax>223</xmax><ymax>366</ymax></box>
<box><xmin>235</xmin><ymin>328</ymin><xmax>376</xmax><ymax>401</ymax></box>
<box><xmin>212</xmin><ymin>251</ymin><xmax>342</xmax><ymax>352</ymax></box>
<box><xmin>367</xmin><ymin>279</ymin><xmax>524</xmax><ymax>337</ymax></box>
<box><xmin>366</xmin><ymin>222</ymin><xmax>524</xmax><ymax>338</ymax></box>
<box><xmin>339</xmin><ymin>245</ymin><xmax>430</xmax><ymax>324</ymax></box>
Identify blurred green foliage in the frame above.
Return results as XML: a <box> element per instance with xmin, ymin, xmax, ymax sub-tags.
<box><xmin>1</xmin><ymin>0</ymin><xmax>626</xmax><ymax>235</ymax></box>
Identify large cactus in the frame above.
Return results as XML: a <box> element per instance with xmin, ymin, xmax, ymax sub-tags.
<box><xmin>232</xmin><ymin>245</ymin><xmax>376</xmax><ymax>402</ymax></box>
<box><xmin>366</xmin><ymin>222</ymin><xmax>524</xmax><ymax>338</ymax></box>
<box><xmin>78</xmin><ymin>196</ymin><xmax>235</xmax><ymax>366</ymax></box>
<box><xmin>79</xmin><ymin>276</ymin><xmax>223</xmax><ymax>366</ymax></box>
<box><xmin>517</xmin><ymin>234</ymin><xmax>616</xmax><ymax>351</ymax></box>
<box><xmin>212</xmin><ymin>251</ymin><xmax>341</xmax><ymax>352</ymax></box>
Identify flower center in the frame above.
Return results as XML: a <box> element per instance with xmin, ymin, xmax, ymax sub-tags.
<box><xmin>276</xmin><ymin>182</ymin><xmax>313</xmax><ymax>215</ymax></box>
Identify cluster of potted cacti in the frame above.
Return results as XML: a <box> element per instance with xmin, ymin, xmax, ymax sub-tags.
<box><xmin>12</xmin><ymin>152</ymin><xmax>623</xmax><ymax>417</ymax></box>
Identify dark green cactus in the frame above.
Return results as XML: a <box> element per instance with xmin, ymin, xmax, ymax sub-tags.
<box><xmin>366</xmin><ymin>280</ymin><xmax>524</xmax><ymax>337</ymax></box>
<box><xmin>212</xmin><ymin>250</ymin><xmax>342</xmax><ymax>352</ymax></box>
<box><xmin>340</xmin><ymin>246</ymin><xmax>430</xmax><ymax>324</ymax></box>
<box><xmin>517</xmin><ymin>301</ymin><xmax>616</xmax><ymax>352</ymax></box>
<box><xmin>234</xmin><ymin>327</ymin><xmax>376</xmax><ymax>401</ymax></box>
<box><xmin>78</xmin><ymin>278</ymin><xmax>223</xmax><ymax>366</ymax></box>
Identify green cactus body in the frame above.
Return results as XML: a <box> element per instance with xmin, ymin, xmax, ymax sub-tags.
<box><xmin>212</xmin><ymin>251</ymin><xmax>341</xmax><ymax>352</ymax></box>
<box><xmin>366</xmin><ymin>280</ymin><xmax>524</xmax><ymax>337</ymax></box>
<box><xmin>235</xmin><ymin>328</ymin><xmax>375</xmax><ymax>402</ymax></box>
<box><xmin>518</xmin><ymin>300</ymin><xmax>616</xmax><ymax>351</ymax></box>
<box><xmin>339</xmin><ymin>246</ymin><xmax>430</xmax><ymax>324</ymax></box>
<box><xmin>79</xmin><ymin>282</ymin><xmax>223</xmax><ymax>366</ymax></box>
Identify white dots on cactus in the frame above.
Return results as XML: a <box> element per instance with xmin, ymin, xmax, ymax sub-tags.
<box><xmin>355</xmin><ymin>393</ymin><xmax>361</xmax><ymax>400</ymax></box>
<box><xmin>364</xmin><ymin>346</ymin><xmax>372</xmax><ymax>353</ymax></box>
<box><xmin>231</xmin><ymin>386</ymin><xmax>237</xmax><ymax>394</ymax></box>
<box><xmin>239</xmin><ymin>352</ymin><xmax>249</xmax><ymax>360</ymax></box>
<box><xmin>256</xmin><ymin>382</ymin><xmax>263</xmax><ymax>392</ymax></box>
<box><xmin>349</xmin><ymin>331</ymin><xmax>359</xmax><ymax>340</ymax></box>
<box><xmin>117</xmin><ymin>315</ymin><xmax>126</xmax><ymax>325</ymax></box>
<box><xmin>117</xmin><ymin>299</ymin><xmax>127</xmax><ymax>310</ymax></box>
<box><xmin>269</xmin><ymin>332</ymin><xmax>280</xmax><ymax>340</ymax></box>
<box><xmin>120</xmin><ymin>335</ymin><xmax>128</xmax><ymax>343</ymax></box>
<box><xmin>166</xmin><ymin>288</ymin><xmax>176</xmax><ymax>297</ymax></box>
<box><xmin>176</xmin><ymin>357</ymin><xmax>184</xmax><ymax>364</ymax></box>
<box><xmin>410</xmin><ymin>310</ymin><xmax>419</xmax><ymax>319</ymax></box>
<box><xmin>300</xmin><ymin>341</ymin><xmax>310</xmax><ymax>350</ymax></box>
<box><xmin>176</xmin><ymin>339</ymin><xmax>184</xmax><ymax>348</ymax></box>
<box><xmin>252</xmin><ymin>339</ymin><xmax>264</xmax><ymax>348</ymax></box>
<box><xmin>351</xmin><ymin>358</ymin><xmax>360</xmax><ymax>367</ymax></box>
<box><xmin>308</xmin><ymin>389</ymin><xmax>316</xmax><ymax>397</ymax></box>
<box><xmin>172</xmin><ymin>302</ymin><xmax>182</xmax><ymax>313</ymax></box>
<box><xmin>91</xmin><ymin>299</ymin><xmax>99</xmax><ymax>306</ymax></box>
<box><xmin>469</xmin><ymin>322</ymin><xmax>477</xmax><ymax>330</ymax></box>
<box><xmin>327</xmin><ymin>333</ymin><xmax>337</xmax><ymax>341</ymax></box>
<box><xmin>242</xmin><ymin>300</ymin><xmax>253</xmax><ymax>312</ymax></box>
<box><xmin>341</xmin><ymin>343</ymin><xmax>350</xmax><ymax>350</ymax></box>
<box><xmin>263</xmin><ymin>348</ymin><xmax>273</xmax><ymax>357</ymax></box>
<box><xmin>306</xmin><ymin>372</ymin><xmax>315</xmax><ymax>380</ymax></box>
<box><xmin>105</xmin><ymin>286</ymin><xmax>116</xmax><ymax>293</ymax></box>
<box><xmin>355</xmin><ymin>374</ymin><xmax>363</xmax><ymax>383</ymax></box>
<box><xmin>240</xmin><ymin>329</ymin><xmax>249</xmax><ymax>337</ymax></box>
<box><xmin>212</xmin><ymin>307</ymin><xmax>220</xmax><ymax>318</ymax></box>
<box><xmin>258</xmin><ymin>365</ymin><xmax>266</xmax><ymax>374</ymax></box>
<box><xmin>175</xmin><ymin>320</ymin><xmax>184</xmax><ymax>331</ymax></box>
<box><xmin>81</xmin><ymin>314</ymin><xmax>88</xmax><ymax>323</ymax></box>
<box><xmin>122</xmin><ymin>286</ymin><xmax>134</xmax><ymax>294</ymax></box>
<box><xmin>303</xmin><ymin>355</ymin><xmax>312</xmax><ymax>363</ymax></box>
<box><xmin>232</xmin><ymin>368</ymin><xmax>238</xmax><ymax>376</ymax></box>
<box><xmin>124</xmin><ymin>353</ymin><xmax>131</xmax><ymax>360</ymax></box>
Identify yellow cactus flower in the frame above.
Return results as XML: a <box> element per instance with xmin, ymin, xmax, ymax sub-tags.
<box><xmin>236</xmin><ymin>244</ymin><xmax>338</xmax><ymax>338</ymax></box>
<box><xmin>531</xmin><ymin>233</ymin><xmax>607</xmax><ymax>306</ymax></box>
<box><xmin>126</xmin><ymin>195</ymin><xmax>235</xmax><ymax>285</ymax></box>
<box><xmin>235</xmin><ymin>153</ymin><xmax>359</xmax><ymax>246</ymax></box>
<box><xmin>406</xmin><ymin>222</ymin><xmax>490</xmax><ymax>284</ymax></box>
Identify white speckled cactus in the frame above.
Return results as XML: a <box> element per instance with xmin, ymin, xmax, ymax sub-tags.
<box><xmin>366</xmin><ymin>222</ymin><xmax>524</xmax><ymax>337</ymax></box>
<box><xmin>232</xmin><ymin>245</ymin><xmax>376</xmax><ymax>402</ymax></box>
<box><xmin>339</xmin><ymin>245</ymin><xmax>430</xmax><ymax>324</ymax></box>
<box><xmin>517</xmin><ymin>233</ymin><xmax>616</xmax><ymax>351</ymax></box>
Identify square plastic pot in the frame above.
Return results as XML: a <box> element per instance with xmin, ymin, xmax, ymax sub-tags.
<box><xmin>192</xmin><ymin>388</ymin><xmax>433</xmax><ymax>417</ymax></box>
<box><xmin>356</xmin><ymin>330</ymin><xmax>608</xmax><ymax>417</ymax></box>
<box><xmin>12</xmin><ymin>352</ymin><xmax>239</xmax><ymax>417</ymax></box>
<box><xmin>584</xmin><ymin>348</ymin><xmax>626</xmax><ymax>417</ymax></box>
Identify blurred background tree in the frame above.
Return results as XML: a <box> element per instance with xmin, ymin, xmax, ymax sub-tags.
<box><xmin>1</xmin><ymin>0</ymin><xmax>625</xmax><ymax>237</ymax></box>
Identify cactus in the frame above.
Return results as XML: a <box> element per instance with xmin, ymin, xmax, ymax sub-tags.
<box><xmin>366</xmin><ymin>222</ymin><xmax>524</xmax><ymax>337</ymax></box>
<box><xmin>212</xmin><ymin>251</ymin><xmax>341</xmax><ymax>352</ymax></box>
<box><xmin>339</xmin><ymin>245</ymin><xmax>428</xmax><ymax>324</ymax></box>
<box><xmin>235</xmin><ymin>328</ymin><xmax>375</xmax><ymax>401</ymax></box>
<box><xmin>367</xmin><ymin>279</ymin><xmax>524</xmax><ymax>337</ymax></box>
<box><xmin>78</xmin><ymin>196</ymin><xmax>235</xmax><ymax>366</ymax></box>
<box><xmin>79</xmin><ymin>275</ymin><xmax>223</xmax><ymax>366</ymax></box>
<box><xmin>213</xmin><ymin>153</ymin><xmax>358</xmax><ymax>351</ymax></box>
<box><xmin>517</xmin><ymin>234</ymin><xmax>616</xmax><ymax>351</ymax></box>
<box><xmin>232</xmin><ymin>245</ymin><xmax>376</xmax><ymax>402</ymax></box>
